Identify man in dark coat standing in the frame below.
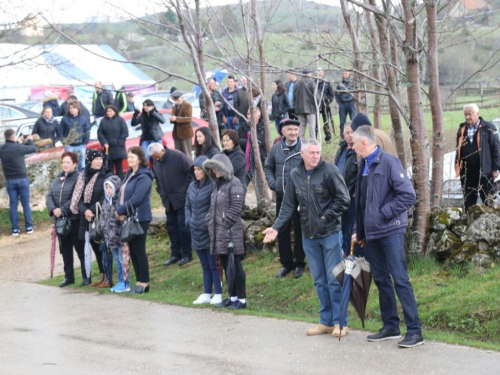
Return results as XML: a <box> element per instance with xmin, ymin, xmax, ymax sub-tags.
<box><xmin>335</xmin><ymin>70</ymin><xmax>356</xmax><ymax>136</ymax></box>
<box><xmin>455</xmin><ymin>103</ymin><xmax>500</xmax><ymax>212</ymax></box>
<box><xmin>285</xmin><ymin>72</ymin><xmax>298</xmax><ymax>120</ymax></box>
<box><xmin>316</xmin><ymin>69</ymin><xmax>334</xmax><ymax>143</ymax></box>
<box><xmin>352</xmin><ymin>125</ymin><xmax>423</xmax><ymax>348</ymax></box>
<box><xmin>92</xmin><ymin>81</ymin><xmax>114</xmax><ymax>117</ymax></box>
<box><xmin>0</xmin><ymin>129</ymin><xmax>36</xmax><ymax>235</ymax></box>
<box><xmin>170</xmin><ymin>90</ymin><xmax>194</xmax><ymax>161</ymax></box>
<box><xmin>148</xmin><ymin>143</ymin><xmax>193</xmax><ymax>266</ymax></box>
<box><xmin>264</xmin><ymin>119</ymin><xmax>306</xmax><ymax>279</ymax></box>
<box><xmin>234</xmin><ymin>76</ymin><xmax>250</xmax><ymax>129</ymax></box>
<box><xmin>294</xmin><ymin>70</ymin><xmax>317</xmax><ymax>139</ymax></box>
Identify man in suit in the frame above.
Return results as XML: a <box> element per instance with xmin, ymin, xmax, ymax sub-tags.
<box><xmin>170</xmin><ymin>90</ymin><xmax>194</xmax><ymax>161</ymax></box>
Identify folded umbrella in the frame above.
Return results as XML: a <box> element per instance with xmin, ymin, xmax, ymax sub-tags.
<box><xmin>84</xmin><ymin>230</ymin><xmax>92</xmax><ymax>279</ymax></box>
<box><xmin>50</xmin><ymin>227</ymin><xmax>56</xmax><ymax>278</ymax></box>
<box><xmin>332</xmin><ymin>241</ymin><xmax>372</xmax><ymax>340</ymax></box>
<box><xmin>122</xmin><ymin>242</ymin><xmax>130</xmax><ymax>282</ymax></box>
<box><xmin>225</xmin><ymin>229</ymin><xmax>236</xmax><ymax>295</ymax></box>
<box><xmin>100</xmin><ymin>242</ymin><xmax>113</xmax><ymax>286</ymax></box>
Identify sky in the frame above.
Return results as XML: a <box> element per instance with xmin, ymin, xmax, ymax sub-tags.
<box><xmin>0</xmin><ymin>0</ymin><xmax>339</xmax><ymax>25</ymax></box>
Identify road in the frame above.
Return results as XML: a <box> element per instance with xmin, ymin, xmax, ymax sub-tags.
<box><xmin>1</xmin><ymin>230</ymin><xmax>499</xmax><ymax>374</ymax></box>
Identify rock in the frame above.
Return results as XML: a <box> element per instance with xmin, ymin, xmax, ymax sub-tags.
<box><xmin>466</xmin><ymin>213</ymin><xmax>500</xmax><ymax>245</ymax></box>
<box><xmin>256</xmin><ymin>198</ymin><xmax>272</xmax><ymax>215</ymax></box>
<box><xmin>448</xmin><ymin>242</ymin><xmax>479</xmax><ymax>264</ymax></box>
<box><xmin>471</xmin><ymin>253</ymin><xmax>493</xmax><ymax>268</ymax></box>
<box><xmin>431</xmin><ymin>207</ymin><xmax>462</xmax><ymax>231</ymax></box>
<box><xmin>425</xmin><ymin>231</ymin><xmax>439</xmax><ymax>257</ymax></box>
<box><xmin>433</xmin><ymin>229</ymin><xmax>461</xmax><ymax>261</ymax></box>
<box><xmin>451</xmin><ymin>224</ymin><xmax>468</xmax><ymax>238</ymax></box>
<box><xmin>244</xmin><ymin>222</ymin><xmax>277</xmax><ymax>253</ymax></box>
<box><xmin>478</xmin><ymin>240</ymin><xmax>489</xmax><ymax>253</ymax></box>
<box><xmin>149</xmin><ymin>213</ymin><xmax>167</xmax><ymax>235</ymax></box>
<box><xmin>466</xmin><ymin>204</ymin><xmax>494</xmax><ymax>225</ymax></box>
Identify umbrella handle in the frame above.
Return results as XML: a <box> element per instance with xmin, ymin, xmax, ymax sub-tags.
<box><xmin>105</xmin><ymin>146</ymin><xmax>109</xmax><ymax>154</ymax></box>
<box><xmin>350</xmin><ymin>240</ymin><xmax>355</xmax><ymax>256</ymax></box>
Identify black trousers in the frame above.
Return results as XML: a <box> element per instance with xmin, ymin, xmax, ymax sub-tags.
<box><xmin>129</xmin><ymin>221</ymin><xmax>150</xmax><ymax>283</ymax></box>
<box><xmin>90</xmin><ymin>240</ymin><xmax>104</xmax><ymax>274</ymax></box>
<box><xmin>276</xmin><ymin>197</ymin><xmax>306</xmax><ymax>269</ymax></box>
<box><xmin>219</xmin><ymin>253</ymin><xmax>246</xmax><ymax>299</ymax></box>
<box><xmin>59</xmin><ymin>220</ymin><xmax>86</xmax><ymax>281</ymax></box>
<box><xmin>288</xmin><ymin>108</ymin><xmax>298</xmax><ymax>120</ymax></box>
<box><xmin>320</xmin><ymin>107</ymin><xmax>332</xmax><ymax>139</ymax></box>
<box><xmin>461</xmin><ymin>172</ymin><xmax>492</xmax><ymax>212</ymax></box>
<box><xmin>110</xmin><ymin>159</ymin><xmax>124</xmax><ymax>179</ymax></box>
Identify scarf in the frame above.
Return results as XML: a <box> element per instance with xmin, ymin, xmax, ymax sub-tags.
<box><xmin>43</xmin><ymin>115</ymin><xmax>56</xmax><ymax>124</ymax></box>
<box><xmin>70</xmin><ymin>169</ymin><xmax>100</xmax><ymax>214</ymax></box>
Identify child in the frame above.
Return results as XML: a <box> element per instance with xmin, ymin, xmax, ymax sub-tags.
<box><xmin>102</xmin><ymin>175</ymin><xmax>129</xmax><ymax>292</ymax></box>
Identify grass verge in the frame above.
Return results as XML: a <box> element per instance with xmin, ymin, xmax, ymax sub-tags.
<box><xmin>40</xmin><ymin>232</ymin><xmax>500</xmax><ymax>351</ymax></box>
<box><xmin>0</xmin><ymin>208</ymin><xmax>52</xmax><ymax>236</ymax></box>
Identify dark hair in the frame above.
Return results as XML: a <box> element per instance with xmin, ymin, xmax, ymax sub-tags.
<box><xmin>274</xmin><ymin>80</ymin><xmax>285</xmax><ymax>94</ymax></box>
<box><xmin>142</xmin><ymin>99</ymin><xmax>155</xmax><ymax>108</ymax></box>
<box><xmin>68</xmin><ymin>95</ymin><xmax>79</xmax><ymax>101</ymax></box>
<box><xmin>195</xmin><ymin>127</ymin><xmax>220</xmax><ymax>157</ymax></box>
<box><xmin>222</xmin><ymin>130</ymin><xmax>239</xmax><ymax>149</ymax></box>
<box><xmin>68</xmin><ymin>101</ymin><xmax>81</xmax><ymax>115</ymax></box>
<box><xmin>105</xmin><ymin>105</ymin><xmax>119</xmax><ymax>117</ymax></box>
<box><xmin>127</xmin><ymin>146</ymin><xmax>149</xmax><ymax>168</ymax></box>
<box><xmin>227</xmin><ymin>74</ymin><xmax>235</xmax><ymax>81</ymax></box>
<box><xmin>4</xmin><ymin>129</ymin><xmax>15</xmax><ymax>140</ymax></box>
<box><xmin>61</xmin><ymin>151</ymin><xmax>78</xmax><ymax>165</ymax></box>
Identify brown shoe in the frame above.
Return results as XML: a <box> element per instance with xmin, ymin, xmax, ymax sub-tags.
<box><xmin>332</xmin><ymin>325</ymin><xmax>348</xmax><ymax>338</ymax></box>
<box><xmin>89</xmin><ymin>273</ymin><xmax>105</xmax><ymax>287</ymax></box>
<box><xmin>96</xmin><ymin>275</ymin><xmax>110</xmax><ymax>288</ymax></box>
<box><xmin>306</xmin><ymin>324</ymin><xmax>335</xmax><ymax>336</ymax></box>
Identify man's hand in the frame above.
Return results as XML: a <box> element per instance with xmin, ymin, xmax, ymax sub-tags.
<box><xmin>17</xmin><ymin>135</ymin><xmax>24</xmax><ymax>143</ymax></box>
<box><xmin>351</xmin><ymin>233</ymin><xmax>357</xmax><ymax>243</ymax></box>
<box><xmin>262</xmin><ymin>228</ymin><xmax>278</xmax><ymax>243</ymax></box>
<box><xmin>222</xmin><ymin>115</ymin><xmax>227</xmax><ymax>124</ymax></box>
<box><xmin>492</xmin><ymin>170</ymin><xmax>500</xmax><ymax>180</ymax></box>
<box><xmin>52</xmin><ymin>208</ymin><xmax>62</xmax><ymax>218</ymax></box>
<box><xmin>232</xmin><ymin>116</ymin><xmax>239</xmax><ymax>125</ymax></box>
<box><xmin>170</xmin><ymin>115</ymin><xmax>176</xmax><ymax>122</ymax></box>
<box><xmin>27</xmin><ymin>134</ymin><xmax>33</xmax><ymax>141</ymax></box>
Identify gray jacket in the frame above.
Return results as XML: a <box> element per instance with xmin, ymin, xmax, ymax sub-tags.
<box><xmin>293</xmin><ymin>76</ymin><xmax>317</xmax><ymax>115</ymax></box>
<box><xmin>204</xmin><ymin>153</ymin><xmax>245</xmax><ymax>256</ymax></box>
<box><xmin>101</xmin><ymin>175</ymin><xmax>123</xmax><ymax>248</ymax></box>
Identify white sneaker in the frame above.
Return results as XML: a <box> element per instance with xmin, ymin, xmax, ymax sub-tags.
<box><xmin>193</xmin><ymin>294</ymin><xmax>211</xmax><ymax>305</ymax></box>
<box><xmin>210</xmin><ymin>294</ymin><xmax>222</xmax><ymax>305</ymax></box>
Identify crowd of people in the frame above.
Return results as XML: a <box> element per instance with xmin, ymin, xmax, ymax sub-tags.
<box><xmin>4</xmin><ymin>68</ymin><xmax>498</xmax><ymax>349</ymax></box>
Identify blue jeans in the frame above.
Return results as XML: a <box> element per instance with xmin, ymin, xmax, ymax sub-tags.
<box><xmin>166</xmin><ymin>202</ymin><xmax>192</xmax><ymax>259</ymax></box>
<box><xmin>6</xmin><ymin>177</ymin><xmax>32</xmax><ymax>232</ymax></box>
<box><xmin>141</xmin><ymin>140</ymin><xmax>162</xmax><ymax>161</ymax></box>
<box><xmin>66</xmin><ymin>144</ymin><xmax>86</xmax><ymax>171</ymax></box>
<box><xmin>338</xmin><ymin>102</ymin><xmax>356</xmax><ymax>134</ymax></box>
<box><xmin>302</xmin><ymin>232</ymin><xmax>345</xmax><ymax>327</ymax></box>
<box><xmin>274</xmin><ymin>119</ymin><xmax>281</xmax><ymax>134</ymax></box>
<box><xmin>225</xmin><ymin>116</ymin><xmax>238</xmax><ymax>130</ymax></box>
<box><xmin>365</xmin><ymin>233</ymin><xmax>421</xmax><ymax>333</ymax></box>
<box><xmin>196</xmin><ymin>248</ymin><xmax>222</xmax><ymax>294</ymax></box>
<box><xmin>111</xmin><ymin>247</ymin><xmax>129</xmax><ymax>284</ymax></box>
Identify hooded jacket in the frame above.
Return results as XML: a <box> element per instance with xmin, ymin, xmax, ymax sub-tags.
<box><xmin>97</xmin><ymin>114</ymin><xmax>129</xmax><ymax>160</ymax></box>
<box><xmin>42</xmin><ymin>95</ymin><xmax>60</xmax><ymax>116</ymax></box>
<box><xmin>101</xmin><ymin>175</ymin><xmax>123</xmax><ymax>248</ymax></box>
<box><xmin>115</xmin><ymin>167</ymin><xmax>154</xmax><ymax>222</ymax></box>
<box><xmin>204</xmin><ymin>153</ymin><xmax>245</xmax><ymax>256</ymax></box>
<box><xmin>185</xmin><ymin>156</ymin><xmax>213</xmax><ymax>250</ymax></box>
<box><xmin>264</xmin><ymin>137</ymin><xmax>302</xmax><ymax>199</ymax></box>
<box><xmin>272</xmin><ymin>159</ymin><xmax>350</xmax><ymax>239</ymax></box>
<box><xmin>151</xmin><ymin>147</ymin><xmax>192</xmax><ymax>211</ymax></box>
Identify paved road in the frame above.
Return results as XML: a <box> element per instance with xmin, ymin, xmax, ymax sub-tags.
<box><xmin>1</xmin><ymin>281</ymin><xmax>499</xmax><ymax>375</ymax></box>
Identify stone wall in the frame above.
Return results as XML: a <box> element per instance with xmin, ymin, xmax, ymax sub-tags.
<box><xmin>426</xmin><ymin>205</ymin><xmax>500</xmax><ymax>267</ymax></box>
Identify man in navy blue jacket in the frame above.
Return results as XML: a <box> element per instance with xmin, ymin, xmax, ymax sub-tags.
<box><xmin>352</xmin><ymin>125</ymin><xmax>424</xmax><ymax>349</ymax></box>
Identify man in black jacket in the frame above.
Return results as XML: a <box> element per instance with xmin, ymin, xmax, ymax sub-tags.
<box><xmin>285</xmin><ymin>72</ymin><xmax>298</xmax><ymax>120</ymax></box>
<box><xmin>263</xmin><ymin>139</ymin><xmax>350</xmax><ymax>338</ymax></box>
<box><xmin>335</xmin><ymin>70</ymin><xmax>356</xmax><ymax>136</ymax></box>
<box><xmin>455</xmin><ymin>104</ymin><xmax>500</xmax><ymax>212</ymax></box>
<box><xmin>0</xmin><ymin>129</ymin><xmax>36</xmax><ymax>235</ymax></box>
<box><xmin>316</xmin><ymin>69</ymin><xmax>334</xmax><ymax>143</ymax></box>
<box><xmin>264</xmin><ymin>119</ymin><xmax>305</xmax><ymax>279</ymax></box>
<box><xmin>92</xmin><ymin>81</ymin><xmax>114</xmax><ymax>117</ymax></box>
<box><xmin>148</xmin><ymin>143</ymin><xmax>193</xmax><ymax>267</ymax></box>
<box><xmin>234</xmin><ymin>76</ymin><xmax>250</xmax><ymax>129</ymax></box>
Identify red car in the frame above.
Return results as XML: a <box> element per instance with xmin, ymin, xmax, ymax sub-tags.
<box><xmin>25</xmin><ymin>109</ymin><xmax>208</xmax><ymax>169</ymax></box>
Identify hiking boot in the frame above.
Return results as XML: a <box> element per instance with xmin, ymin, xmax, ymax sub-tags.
<box><xmin>89</xmin><ymin>273</ymin><xmax>105</xmax><ymax>287</ymax></box>
<box><xmin>306</xmin><ymin>324</ymin><xmax>335</xmax><ymax>336</ymax></box>
<box><xmin>332</xmin><ymin>325</ymin><xmax>348</xmax><ymax>338</ymax></box>
<box><xmin>397</xmin><ymin>332</ymin><xmax>425</xmax><ymax>348</ymax></box>
<box><xmin>367</xmin><ymin>327</ymin><xmax>401</xmax><ymax>342</ymax></box>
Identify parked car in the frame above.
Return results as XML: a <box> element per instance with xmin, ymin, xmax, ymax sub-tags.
<box><xmin>24</xmin><ymin>109</ymin><xmax>208</xmax><ymax>169</ymax></box>
<box><xmin>0</xmin><ymin>103</ymin><xmax>39</xmax><ymax>123</ymax></box>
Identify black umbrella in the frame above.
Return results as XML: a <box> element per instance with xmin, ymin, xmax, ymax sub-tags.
<box><xmin>100</xmin><ymin>242</ymin><xmax>114</xmax><ymax>287</ymax></box>
<box><xmin>332</xmin><ymin>241</ymin><xmax>372</xmax><ymax>340</ymax></box>
<box><xmin>225</xmin><ymin>229</ymin><xmax>236</xmax><ymax>295</ymax></box>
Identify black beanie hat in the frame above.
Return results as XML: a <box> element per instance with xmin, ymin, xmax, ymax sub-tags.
<box><xmin>86</xmin><ymin>148</ymin><xmax>103</xmax><ymax>164</ymax></box>
<box><xmin>350</xmin><ymin>113</ymin><xmax>372</xmax><ymax>132</ymax></box>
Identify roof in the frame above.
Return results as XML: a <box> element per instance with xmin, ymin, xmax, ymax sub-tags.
<box><xmin>0</xmin><ymin>43</ymin><xmax>155</xmax><ymax>88</ymax></box>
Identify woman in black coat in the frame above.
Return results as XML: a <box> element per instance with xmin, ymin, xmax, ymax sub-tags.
<box><xmin>185</xmin><ymin>155</ymin><xmax>222</xmax><ymax>305</ymax></box>
<box><xmin>97</xmin><ymin>105</ymin><xmax>129</xmax><ymax>179</ymax></box>
<box><xmin>69</xmin><ymin>148</ymin><xmax>112</xmax><ymax>288</ymax></box>
<box><xmin>204</xmin><ymin>153</ymin><xmax>246</xmax><ymax>310</ymax></box>
<box><xmin>46</xmin><ymin>151</ymin><xmax>85</xmax><ymax>287</ymax></box>
<box><xmin>271</xmin><ymin>80</ymin><xmax>291</xmax><ymax>133</ymax></box>
<box><xmin>222</xmin><ymin>130</ymin><xmax>246</xmax><ymax>184</ymax></box>
<box><xmin>32</xmin><ymin>106</ymin><xmax>60</xmax><ymax>143</ymax></box>
<box><xmin>132</xmin><ymin>99</ymin><xmax>165</xmax><ymax>161</ymax></box>
<box><xmin>194</xmin><ymin>127</ymin><xmax>220</xmax><ymax>159</ymax></box>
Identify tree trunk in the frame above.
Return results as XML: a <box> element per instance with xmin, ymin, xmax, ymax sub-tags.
<box><xmin>402</xmin><ymin>0</ymin><xmax>430</xmax><ymax>254</ymax></box>
<box><xmin>426</xmin><ymin>0</ymin><xmax>445</xmax><ymax>209</ymax></box>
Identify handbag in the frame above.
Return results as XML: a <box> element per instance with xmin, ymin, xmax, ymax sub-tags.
<box><xmin>55</xmin><ymin>216</ymin><xmax>71</xmax><ymax>237</ymax></box>
<box><xmin>121</xmin><ymin>201</ymin><xmax>144</xmax><ymax>243</ymax></box>
<box><xmin>89</xmin><ymin>202</ymin><xmax>104</xmax><ymax>243</ymax></box>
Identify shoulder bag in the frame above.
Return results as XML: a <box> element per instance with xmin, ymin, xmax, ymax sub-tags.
<box><xmin>121</xmin><ymin>201</ymin><xmax>144</xmax><ymax>243</ymax></box>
